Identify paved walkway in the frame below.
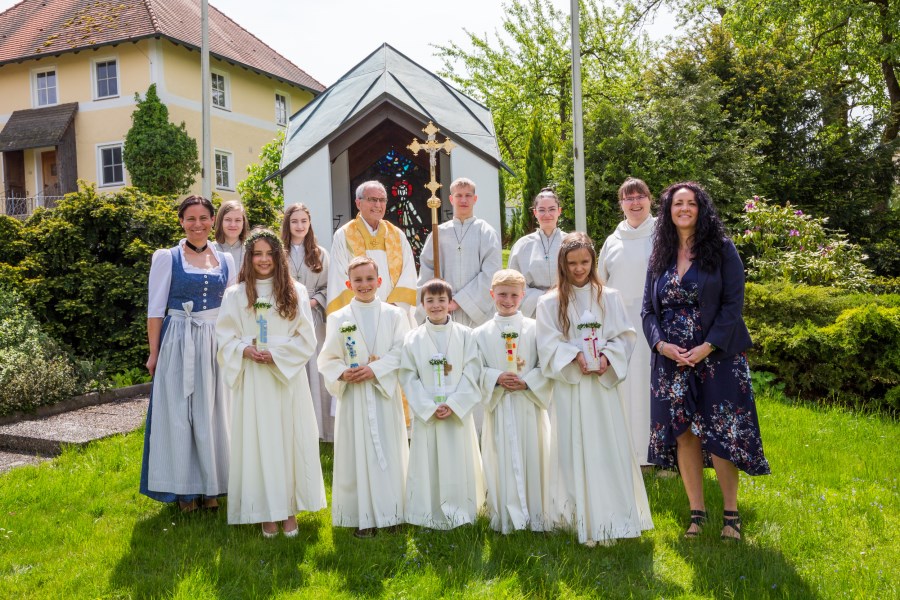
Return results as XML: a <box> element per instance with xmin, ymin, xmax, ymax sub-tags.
<box><xmin>0</xmin><ymin>395</ymin><xmax>148</xmax><ymax>474</ymax></box>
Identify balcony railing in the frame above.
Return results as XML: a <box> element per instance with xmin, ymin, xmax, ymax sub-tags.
<box><xmin>1</xmin><ymin>188</ymin><xmax>65</xmax><ymax>219</ymax></box>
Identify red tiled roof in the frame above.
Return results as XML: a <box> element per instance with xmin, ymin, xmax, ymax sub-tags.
<box><xmin>0</xmin><ymin>0</ymin><xmax>324</xmax><ymax>92</ymax></box>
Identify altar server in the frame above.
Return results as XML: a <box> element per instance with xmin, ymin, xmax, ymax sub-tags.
<box><xmin>318</xmin><ymin>257</ymin><xmax>410</xmax><ymax>538</ymax></box>
<box><xmin>474</xmin><ymin>269</ymin><xmax>552</xmax><ymax>533</ymax></box>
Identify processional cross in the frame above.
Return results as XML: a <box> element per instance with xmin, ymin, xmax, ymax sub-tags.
<box><xmin>407</xmin><ymin>121</ymin><xmax>455</xmax><ymax>279</ymax></box>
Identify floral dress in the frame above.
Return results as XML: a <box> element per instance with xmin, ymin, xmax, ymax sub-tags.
<box><xmin>648</xmin><ymin>264</ymin><xmax>770</xmax><ymax>475</ymax></box>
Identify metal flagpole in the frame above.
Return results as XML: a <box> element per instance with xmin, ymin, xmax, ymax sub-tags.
<box><xmin>201</xmin><ymin>0</ymin><xmax>212</xmax><ymax>199</ymax></box>
<box><xmin>571</xmin><ymin>0</ymin><xmax>586</xmax><ymax>232</ymax></box>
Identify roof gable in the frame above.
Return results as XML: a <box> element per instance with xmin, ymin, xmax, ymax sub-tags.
<box><xmin>282</xmin><ymin>43</ymin><xmax>502</xmax><ymax>174</ymax></box>
<box><xmin>0</xmin><ymin>0</ymin><xmax>324</xmax><ymax>92</ymax></box>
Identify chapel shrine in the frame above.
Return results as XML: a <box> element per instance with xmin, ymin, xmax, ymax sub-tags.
<box><xmin>279</xmin><ymin>43</ymin><xmax>507</xmax><ymax>263</ymax></box>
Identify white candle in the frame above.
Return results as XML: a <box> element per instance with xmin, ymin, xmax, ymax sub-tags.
<box><xmin>429</xmin><ymin>353</ymin><xmax>447</xmax><ymax>403</ymax></box>
<box><xmin>501</xmin><ymin>325</ymin><xmax>519</xmax><ymax>374</ymax></box>
<box><xmin>339</xmin><ymin>321</ymin><xmax>360</xmax><ymax>368</ymax></box>
<box><xmin>577</xmin><ymin>310</ymin><xmax>604</xmax><ymax>371</ymax></box>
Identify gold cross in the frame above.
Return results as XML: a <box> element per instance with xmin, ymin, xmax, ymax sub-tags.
<box><xmin>408</xmin><ymin>122</ymin><xmax>455</xmax><ymax>279</ymax></box>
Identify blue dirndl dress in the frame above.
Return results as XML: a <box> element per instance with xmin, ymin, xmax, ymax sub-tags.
<box><xmin>139</xmin><ymin>246</ymin><xmax>231</xmax><ymax>502</ymax></box>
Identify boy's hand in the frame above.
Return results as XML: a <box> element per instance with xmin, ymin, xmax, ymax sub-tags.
<box><xmin>353</xmin><ymin>365</ymin><xmax>375</xmax><ymax>382</ymax></box>
<box><xmin>497</xmin><ymin>372</ymin><xmax>526</xmax><ymax>391</ymax></box>
<box><xmin>435</xmin><ymin>403</ymin><xmax>453</xmax><ymax>419</ymax></box>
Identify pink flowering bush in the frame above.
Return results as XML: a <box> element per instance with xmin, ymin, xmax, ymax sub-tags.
<box><xmin>734</xmin><ymin>196</ymin><xmax>872</xmax><ymax>291</ymax></box>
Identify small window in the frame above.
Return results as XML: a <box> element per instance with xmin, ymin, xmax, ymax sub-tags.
<box><xmin>98</xmin><ymin>144</ymin><xmax>125</xmax><ymax>186</ymax></box>
<box><xmin>211</xmin><ymin>72</ymin><xmax>229</xmax><ymax>109</ymax></box>
<box><xmin>95</xmin><ymin>60</ymin><xmax>118</xmax><ymax>98</ymax></box>
<box><xmin>275</xmin><ymin>93</ymin><xmax>288</xmax><ymax>126</ymax></box>
<box><xmin>215</xmin><ymin>150</ymin><xmax>233</xmax><ymax>190</ymax></box>
<box><xmin>35</xmin><ymin>70</ymin><xmax>58</xmax><ymax>106</ymax></box>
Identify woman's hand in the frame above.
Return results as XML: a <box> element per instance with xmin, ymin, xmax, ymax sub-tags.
<box><xmin>659</xmin><ymin>341</ymin><xmax>693</xmax><ymax>367</ymax></box>
<box><xmin>681</xmin><ymin>343</ymin><xmax>714</xmax><ymax>367</ymax></box>
<box><xmin>310</xmin><ymin>299</ymin><xmax>319</xmax><ymax>309</ymax></box>
<box><xmin>146</xmin><ymin>352</ymin><xmax>158</xmax><ymax>376</ymax></box>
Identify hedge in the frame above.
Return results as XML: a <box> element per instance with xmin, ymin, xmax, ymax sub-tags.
<box><xmin>744</xmin><ymin>282</ymin><xmax>900</xmax><ymax>412</ymax></box>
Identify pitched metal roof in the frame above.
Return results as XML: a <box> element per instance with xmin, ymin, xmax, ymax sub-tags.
<box><xmin>0</xmin><ymin>102</ymin><xmax>78</xmax><ymax>151</ymax></box>
<box><xmin>0</xmin><ymin>0</ymin><xmax>324</xmax><ymax>93</ymax></box>
<box><xmin>281</xmin><ymin>43</ymin><xmax>503</xmax><ymax>175</ymax></box>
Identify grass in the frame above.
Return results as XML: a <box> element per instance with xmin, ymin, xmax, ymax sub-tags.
<box><xmin>0</xmin><ymin>388</ymin><xmax>898</xmax><ymax>599</ymax></box>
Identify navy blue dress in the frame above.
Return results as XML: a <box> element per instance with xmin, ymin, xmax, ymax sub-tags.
<box><xmin>648</xmin><ymin>264</ymin><xmax>769</xmax><ymax>475</ymax></box>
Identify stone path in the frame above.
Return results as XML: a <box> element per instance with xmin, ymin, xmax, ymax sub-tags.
<box><xmin>0</xmin><ymin>395</ymin><xmax>148</xmax><ymax>474</ymax></box>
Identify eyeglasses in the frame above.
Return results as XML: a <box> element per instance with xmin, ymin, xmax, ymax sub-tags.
<box><xmin>535</xmin><ymin>207</ymin><xmax>559</xmax><ymax>216</ymax></box>
<box><xmin>363</xmin><ymin>197</ymin><xmax>387</xmax><ymax>205</ymax></box>
<box><xmin>621</xmin><ymin>195</ymin><xmax>648</xmax><ymax>204</ymax></box>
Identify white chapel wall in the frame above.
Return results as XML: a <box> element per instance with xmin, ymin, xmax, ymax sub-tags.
<box><xmin>450</xmin><ymin>146</ymin><xmax>501</xmax><ymax>235</ymax></box>
<box><xmin>283</xmin><ymin>146</ymin><xmax>333</xmax><ymax>248</ymax></box>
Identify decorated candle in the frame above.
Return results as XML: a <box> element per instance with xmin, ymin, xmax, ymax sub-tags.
<box><xmin>253</xmin><ymin>301</ymin><xmax>272</xmax><ymax>351</ymax></box>
<box><xmin>500</xmin><ymin>325</ymin><xmax>519</xmax><ymax>374</ymax></box>
<box><xmin>429</xmin><ymin>353</ymin><xmax>448</xmax><ymax>403</ymax></box>
<box><xmin>339</xmin><ymin>321</ymin><xmax>360</xmax><ymax>368</ymax></box>
<box><xmin>576</xmin><ymin>310</ymin><xmax>605</xmax><ymax>371</ymax></box>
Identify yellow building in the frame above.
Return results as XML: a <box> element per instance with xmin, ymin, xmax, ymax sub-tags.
<box><xmin>0</xmin><ymin>0</ymin><xmax>323</xmax><ymax>217</ymax></box>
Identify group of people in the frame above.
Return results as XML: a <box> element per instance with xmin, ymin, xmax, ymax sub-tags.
<box><xmin>140</xmin><ymin>175</ymin><xmax>768</xmax><ymax>545</ymax></box>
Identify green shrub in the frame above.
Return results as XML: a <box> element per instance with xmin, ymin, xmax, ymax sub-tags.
<box><xmin>0</xmin><ymin>288</ymin><xmax>82</xmax><ymax>414</ymax></box>
<box><xmin>5</xmin><ymin>182</ymin><xmax>182</xmax><ymax>373</ymax></box>
<box><xmin>744</xmin><ymin>282</ymin><xmax>900</xmax><ymax>412</ymax></box>
<box><xmin>734</xmin><ymin>197</ymin><xmax>873</xmax><ymax>290</ymax></box>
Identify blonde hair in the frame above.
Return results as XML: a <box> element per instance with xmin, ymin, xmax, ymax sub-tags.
<box><xmin>450</xmin><ymin>177</ymin><xmax>476</xmax><ymax>194</ymax></box>
<box><xmin>491</xmin><ymin>269</ymin><xmax>526</xmax><ymax>289</ymax></box>
<box><xmin>347</xmin><ymin>255</ymin><xmax>379</xmax><ymax>277</ymax></box>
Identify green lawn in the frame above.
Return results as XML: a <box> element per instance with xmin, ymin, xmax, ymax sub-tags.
<box><xmin>1</xmin><ymin>389</ymin><xmax>897</xmax><ymax>599</ymax></box>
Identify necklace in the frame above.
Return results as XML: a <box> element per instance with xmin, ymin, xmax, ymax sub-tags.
<box><xmin>453</xmin><ymin>218</ymin><xmax>475</xmax><ymax>252</ymax></box>
<box><xmin>289</xmin><ymin>245</ymin><xmax>304</xmax><ymax>280</ymax></box>
<box><xmin>539</xmin><ymin>228</ymin><xmax>558</xmax><ymax>261</ymax></box>
<box><xmin>185</xmin><ymin>240</ymin><xmax>208</xmax><ymax>253</ymax></box>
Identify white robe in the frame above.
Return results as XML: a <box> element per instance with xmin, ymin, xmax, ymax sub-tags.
<box><xmin>290</xmin><ymin>243</ymin><xmax>334</xmax><ymax>442</ymax></box>
<box><xmin>318</xmin><ymin>298</ymin><xmax>410</xmax><ymax>528</ymax></box>
<box><xmin>508</xmin><ymin>228</ymin><xmax>566</xmax><ymax>318</ymax></box>
<box><xmin>474</xmin><ymin>312</ymin><xmax>552</xmax><ymax>533</ymax></box>
<box><xmin>598</xmin><ymin>216</ymin><xmax>656</xmax><ymax>465</ymax></box>
<box><xmin>216</xmin><ymin>279</ymin><xmax>327</xmax><ymax>524</ymax></box>
<box><xmin>399</xmin><ymin>319</ymin><xmax>486</xmax><ymax>529</ymax></box>
<box><xmin>535</xmin><ymin>285</ymin><xmax>653</xmax><ymax>544</ymax></box>
<box><xmin>417</xmin><ymin>217</ymin><xmax>502</xmax><ymax>328</ymax></box>
<box><xmin>327</xmin><ymin>219</ymin><xmax>418</xmax><ymax>326</ymax></box>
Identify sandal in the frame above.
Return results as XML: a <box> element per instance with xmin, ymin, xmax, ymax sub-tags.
<box><xmin>721</xmin><ymin>510</ymin><xmax>742</xmax><ymax>541</ymax></box>
<box><xmin>178</xmin><ymin>500</ymin><xmax>199</xmax><ymax>514</ymax></box>
<box><xmin>684</xmin><ymin>509</ymin><xmax>707</xmax><ymax>538</ymax></box>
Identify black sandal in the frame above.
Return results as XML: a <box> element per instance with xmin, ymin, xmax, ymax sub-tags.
<box><xmin>721</xmin><ymin>510</ymin><xmax>742</xmax><ymax>541</ymax></box>
<box><xmin>684</xmin><ymin>509</ymin><xmax>707</xmax><ymax>538</ymax></box>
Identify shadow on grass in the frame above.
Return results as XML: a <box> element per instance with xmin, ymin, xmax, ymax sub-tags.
<box><xmin>108</xmin><ymin>500</ymin><xmax>323</xmax><ymax>599</ymax></box>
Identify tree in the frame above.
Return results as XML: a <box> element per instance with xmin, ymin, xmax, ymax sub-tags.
<box><xmin>522</xmin><ymin>119</ymin><xmax>549</xmax><ymax>231</ymax></box>
<box><xmin>123</xmin><ymin>84</ymin><xmax>201</xmax><ymax>196</ymax></box>
<box><xmin>237</xmin><ymin>130</ymin><xmax>285</xmax><ymax>229</ymax></box>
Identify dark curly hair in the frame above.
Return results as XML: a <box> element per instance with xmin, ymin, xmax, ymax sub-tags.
<box><xmin>648</xmin><ymin>182</ymin><xmax>725</xmax><ymax>276</ymax></box>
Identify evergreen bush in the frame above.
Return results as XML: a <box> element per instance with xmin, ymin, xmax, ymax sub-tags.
<box><xmin>744</xmin><ymin>282</ymin><xmax>900</xmax><ymax>412</ymax></box>
<box><xmin>1</xmin><ymin>182</ymin><xmax>182</xmax><ymax>373</ymax></box>
<box><xmin>0</xmin><ymin>288</ymin><xmax>81</xmax><ymax>414</ymax></box>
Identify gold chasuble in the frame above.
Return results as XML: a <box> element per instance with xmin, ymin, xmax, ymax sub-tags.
<box><xmin>326</xmin><ymin>216</ymin><xmax>417</xmax><ymax>315</ymax></box>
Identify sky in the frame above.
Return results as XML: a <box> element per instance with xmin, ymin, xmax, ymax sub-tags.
<box><xmin>0</xmin><ymin>0</ymin><xmax>674</xmax><ymax>86</ymax></box>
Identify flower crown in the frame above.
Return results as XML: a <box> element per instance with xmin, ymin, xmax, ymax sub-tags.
<box><xmin>243</xmin><ymin>228</ymin><xmax>283</xmax><ymax>251</ymax></box>
<box><xmin>560</xmin><ymin>238</ymin><xmax>594</xmax><ymax>254</ymax></box>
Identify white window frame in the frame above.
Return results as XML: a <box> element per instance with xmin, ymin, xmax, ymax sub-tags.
<box><xmin>32</xmin><ymin>66</ymin><xmax>59</xmax><ymax>107</ymax></box>
<box><xmin>92</xmin><ymin>57</ymin><xmax>119</xmax><ymax>100</ymax></box>
<box><xmin>275</xmin><ymin>91</ymin><xmax>289</xmax><ymax>126</ymax></box>
<box><xmin>214</xmin><ymin>149</ymin><xmax>234</xmax><ymax>191</ymax></box>
<box><xmin>211</xmin><ymin>69</ymin><xmax>231</xmax><ymax>110</ymax></box>
<box><xmin>96</xmin><ymin>142</ymin><xmax>126</xmax><ymax>187</ymax></box>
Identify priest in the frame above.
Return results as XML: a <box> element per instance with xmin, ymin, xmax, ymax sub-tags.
<box><xmin>327</xmin><ymin>181</ymin><xmax>418</xmax><ymax>324</ymax></box>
